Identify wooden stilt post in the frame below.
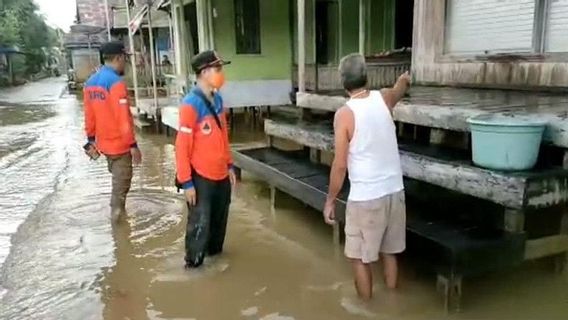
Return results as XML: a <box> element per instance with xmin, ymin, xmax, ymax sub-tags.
<box><xmin>557</xmin><ymin>151</ymin><xmax>568</xmax><ymax>275</ymax></box>
<box><xmin>309</xmin><ymin>148</ymin><xmax>321</xmax><ymax>164</ymax></box>
<box><xmin>556</xmin><ymin>212</ymin><xmax>568</xmax><ymax>276</ymax></box>
<box><xmin>270</xmin><ymin>185</ymin><xmax>277</xmax><ymax>216</ymax></box>
<box><xmin>504</xmin><ymin>208</ymin><xmax>526</xmax><ymax>234</ymax></box>
<box><xmin>233</xmin><ymin>167</ymin><xmax>242</xmax><ymax>181</ymax></box>
<box><xmin>125</xmin><ymin>0</ymin><xmax>140</xmax><ymax>113</ymax></box>
<box><xmin>298</xmin><ymin>0</ymin><xmax>306</xmax><ymax>93</ymax></box>
<box><xmin>358</xmin><ymin>0</ymin><xmax>366</xmax><ymax>55</ymax></box>
<box><xmin>333</xmin><ymin>221</ymin><xmax>341</xmax><ymax>246</ymax></box>
<box><xmin>436</xmin><ymin>274</ymin><xmax>463</xmax><ymax>313</ymax></box>
<box><xmin>429</xmin><ymin>128</ymin><xmax>447</xmax><ymax>145</ymax></box>
<box><xmin>397</xmin><ymin>122</ymin><xmax>404</xmax><ymax>137</ymax></box>
<box><xmin>298</xmin><ymin>0</ymin><xmax>309</xmax><ymax>120</ymax></box>
<box><xmin>147</xmin><ymin>4</ymin><xmax>160</xmax><ymax>132</ymax></box>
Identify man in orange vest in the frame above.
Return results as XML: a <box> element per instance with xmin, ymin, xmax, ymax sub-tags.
<box><xmin>176</xmin><ymin>50</ymin><xmax>236</xmax><ymax>268</ymax></box>
<box><xmin>83</xmin><ymin>41</ymin><xmax>142</xmax><ymax>223</ymax></box>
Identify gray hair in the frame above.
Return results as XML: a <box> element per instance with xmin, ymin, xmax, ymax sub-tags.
<box><xmin>338</xmin><ymin>53</ymin><xmax>367</xmax><ymax>91</ymax></box>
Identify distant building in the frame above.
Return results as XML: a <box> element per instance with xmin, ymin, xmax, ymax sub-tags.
<box><xmin>64</xmin><ymin>0</ymin><xmax>111</xmax><ymax>84</ymax></box>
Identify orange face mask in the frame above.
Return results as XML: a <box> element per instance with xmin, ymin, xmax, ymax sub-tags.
<box><xmin>208</xmin><ymin>71</ymin><xmax>226</xmax><ymax>89</ymax></box>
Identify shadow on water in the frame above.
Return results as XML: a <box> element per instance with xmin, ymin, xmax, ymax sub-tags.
<box><xmin>0</xmin><ymin>78</ymin><xmax>567</xmax><ymax>319</ymax></box>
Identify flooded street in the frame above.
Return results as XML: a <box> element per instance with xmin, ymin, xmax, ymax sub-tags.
<box><xmin>0</xmin><ymin>78</ymin><xmax>567</xmax><ymax>319</ymax></box>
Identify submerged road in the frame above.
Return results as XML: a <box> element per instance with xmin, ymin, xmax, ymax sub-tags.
<box><xmin>0</xmin><ymin>78</ymin><xmax>566</xmax><ymax>320</ymax></box>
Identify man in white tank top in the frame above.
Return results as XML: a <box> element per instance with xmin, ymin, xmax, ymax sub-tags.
<box><xmin>324</xmin><ymin>53</ymin><xmax>411</xmax><ymax>300</ymax></box>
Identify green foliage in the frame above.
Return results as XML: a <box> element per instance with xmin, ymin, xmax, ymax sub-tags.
<box><xmin>0</xmin><ymin>0</ymin><xmax>59</xmax><ymax>75</ymax></box>
<box><xmin>0</xmin><ymin>9</ymin><xmax>21</xmax><ymax>46</ymax></box>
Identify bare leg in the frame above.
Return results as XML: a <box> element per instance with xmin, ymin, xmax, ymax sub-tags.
<box><xmin>350</xmin><ymin>259</ymin><xmax>373</xmax><ymax>300</ymax></box>
<box><xmin>380</xmin><ymin>253</ymin><xmax>398</xmax><ymax>289</ymax></box>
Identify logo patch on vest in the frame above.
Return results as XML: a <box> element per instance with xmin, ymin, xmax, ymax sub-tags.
<box><xmin>200</xmin><ymin>121</ymin><xmax>212</xmax><ymax>135</ymax></box>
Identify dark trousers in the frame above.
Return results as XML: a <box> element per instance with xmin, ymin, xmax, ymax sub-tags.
<box><xmin>185</xmin><ymin>172</ymin><xmax>231</xmax><ymax>267</ymax></box>
<box><xmin>106</xmin><ymin>153</ymin><xmax>133</xmax><ymax>209</ymax></box>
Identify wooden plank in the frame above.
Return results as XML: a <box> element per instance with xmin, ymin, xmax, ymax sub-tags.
<box><xmin>524</xmin><ymin>173</ymin><xmax>568</xmax><ymax>208</ymax></box>
<box><xmin>232</xmin><ymin>148</ymin><xmax>346</xmax><ymax>221</ymax></box>
<box><xmin>265</xmin><ymin>119</ymin><xmax>334</xmax><ymax>151</ymax></box>
<box><xmin>137</xmin><ymin>97</ymin><xmax>175</xmax><ymax>118</ymax></box>
<box><xmin>272</xmin><ymin>161</ymin><xmax>322</xmax><ymax>179</ymax></box>
<box><xmin>265</xmin><ymin>118</ymin><xmax>568</xmax><ymax>209</ymax></box>
<box><xmin>395</xmin><ymin>101</ymin><xmax>568</xmax><ymax>148</ymax></box>
<box><xmin>231</xmin><ymin>142</ymin><xmax>267</xmax><ymax>151</ymax></box>
<box><xmin>134</xmin><ymin>117</ymin><xmax>152</xmax><ymax>129</ymax></box>
<box><xmin>399</xmin><ymin>149</ymin><xmax>526</xmax><ymax>209</ymax></box>
<box><xmin>296</xmin><ymin>92</ymin><xmax>346</xmax><ymax>112</ymax></box>
<box><xmin>295</xmin><ymin>87</ymin><xmax>568</xmax><ymax>148</ymax></box>
<box><xmin>524</xmin><ymin>235</ymin><xmax>568</xmax><ymax>260</ymax></box>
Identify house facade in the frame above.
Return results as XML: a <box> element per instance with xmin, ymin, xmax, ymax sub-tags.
<box><xmin>412</xmin><ymin>0</ymin><xmax>568</xmax><ymax>90</ymax></box>
<box><xmin>64</xmin><ymin>0</ymin><xmax>110</xmax><ymax>83</ymax></box>
<box><xmin>169</xmin><ymin>0</ymin><xmax>293</xmax><ymax>108</ymax></box>
<box><xmin>166</xmin><ymin>0</ymin><xmax>411</xmax><ymax>107</ymax></box>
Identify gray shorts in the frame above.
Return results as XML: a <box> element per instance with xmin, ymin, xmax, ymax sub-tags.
<box><xmin>344</xmin><ymin>190</ymin><xmax>406</xmax><ymax>264</ymax></box>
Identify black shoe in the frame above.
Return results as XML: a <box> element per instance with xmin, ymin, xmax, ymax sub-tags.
<box><xmin>184</xmin><ymin>254</ymin><xmax>204</xmax><ymax>269</ymax></box>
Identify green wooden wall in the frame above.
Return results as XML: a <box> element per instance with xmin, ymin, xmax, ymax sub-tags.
<box><xmin>212</xmin><ymin>0</ymin><xmax>292</xmax><ymax>81</ymax></box>
<box><xmin>293</xmin><ymin>0</ymin><xmax>396</xmax><ymax>64</ymax></box>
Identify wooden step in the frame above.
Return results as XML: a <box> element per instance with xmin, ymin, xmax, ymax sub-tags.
<box><xmin>134</xmin><ymin>117</ymin><xmax>152</xmax><ymax>129</ymax></box>
<box><xmin>232</xmin><ymin>147</ymin><xmax>348</xmax><ymax>222</ymax></box>
<box><xmin>296</xmin><ymin>86</ymin><xmax>568</xmax><ymax>148</ymax></box>
<box><xmin>264</xmin><ymin>118</ymin><xmax>568</xmax><ymax>209</ymax></box>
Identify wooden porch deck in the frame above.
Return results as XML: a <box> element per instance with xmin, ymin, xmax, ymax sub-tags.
<box><xmin>232</xmin><ymin>147</ymin><xmax>349</xmax><ymax>220</ymax></box>
<box><xmin>265</xmin><ymin>117</ymin><xmax>568</xmax><ymax>210</ymax></box>
<box><xmin>136</xmin><ymin>97</ymin><xmax>179</xmax><ymax>119</ymax></box>
<box><xmin>296</xmin><ymin>86</ymin><xmax>568</xmax><ymax>148</ymax></box>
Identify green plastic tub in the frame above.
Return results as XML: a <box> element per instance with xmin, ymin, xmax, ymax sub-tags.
<box><xmin>467</xmin><ymin>114</ymin><xmax>547</xmax><ymax>171</ymax></box>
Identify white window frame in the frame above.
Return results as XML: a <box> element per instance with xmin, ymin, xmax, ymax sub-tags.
<box><xmin>441</xmin><ymin>0</ymin><xmax>568</xmax><ymax>62</ymax></box>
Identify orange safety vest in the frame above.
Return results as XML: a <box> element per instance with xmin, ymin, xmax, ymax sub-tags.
<box><xmin>83</xmin><ymin>66</ymin><xmax>137</xmax><ymax>155</ymax></box>
<box><xmin>175</xmin><ymin>87</ymin><xmax>233</xmax><ymax>189</ymax></box>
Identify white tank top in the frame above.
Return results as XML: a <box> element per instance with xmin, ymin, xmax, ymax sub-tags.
<box><xmin>346</xmin><ymin>90</ymin><xmax>404</xmax><ymax>201</ymax></box>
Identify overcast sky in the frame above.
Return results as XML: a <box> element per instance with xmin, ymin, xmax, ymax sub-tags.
<box><xmin>36</xmin><ymin>0</ymin><xmax>77</xmax><ymax>31</ymax></box>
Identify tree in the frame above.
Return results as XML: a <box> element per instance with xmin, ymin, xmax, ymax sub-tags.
<box><xmin>0</xmin><ymin>9</ymin><xmax>21</xmax><ymax>46</ymax></box>
<box><xmin>0</xmin><ymin>0</ymin><xmax>59</xmax><ymax>75</ymax></box>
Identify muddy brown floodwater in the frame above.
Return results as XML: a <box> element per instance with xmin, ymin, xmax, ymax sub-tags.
<box><xmin>0</xmin><ymin>78</ymin><xmax>567</xmax><ymax>320</ymax></box>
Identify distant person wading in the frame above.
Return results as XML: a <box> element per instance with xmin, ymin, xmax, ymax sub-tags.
<box><xmin>175</xmin><ymin>50</ymin><xmax>237</xmax><ymax>269</ymax></box>
<box><xmin>83</xmin><ymin>41</ymin><xmax>142</xmax><ymax>224</ymax></box>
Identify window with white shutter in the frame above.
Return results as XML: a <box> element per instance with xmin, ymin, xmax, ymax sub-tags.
<box><xmin>445</xmin><ymin>0</ymin><xmax>537</xmax><ymax>54</ymax></box>
<box><xmin>545</xmin><ymin>0</ymin><xmax>568</xmax><ymax>52</ymax></box>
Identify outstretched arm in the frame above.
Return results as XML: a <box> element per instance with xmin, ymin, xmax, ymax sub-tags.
<box><xmin>381</xmin><ymin>71</ymin><xmax>411</xmax><ymax>111</ymax></box>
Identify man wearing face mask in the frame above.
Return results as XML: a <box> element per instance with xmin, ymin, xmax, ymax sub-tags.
<box><xmin>84</xmin><ymin>41</ymin><xmax>142</xmax><ymax>224</ymax></box>
<box><xmin>175</xmin><ymin>50</ymin><xmax>236</xmax><ymax>268</ymax></box>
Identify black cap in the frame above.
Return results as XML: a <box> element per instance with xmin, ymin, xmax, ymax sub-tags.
<box><xmin>100</xmin><ymin>41</ymin><xmax>129</xmax><ymax>55</ymax></box>
<box><xmin>191</xmin><ymin>50</ymin><xmax>231</xmax><ymax>73</ymax></box>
